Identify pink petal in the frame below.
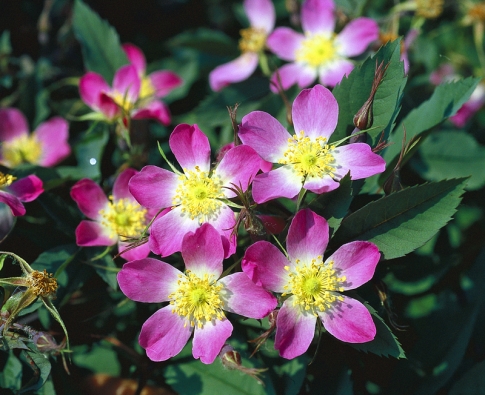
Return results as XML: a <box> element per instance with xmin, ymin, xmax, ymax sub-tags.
<box><xmin>319</xmin><ymin>59</ymin><xmax>354</xmax><ymax>87</ymax></box>
<box><xmin>128</xmin><ymin>165</ymin><xmax>179</xmax><ymax>209</ymax></box>
<box><xmin>192</xmin><ymin>318</ymin><xmax>232</xmax><ymax>364</ymax></box>
<box><xmin>331</xmin><ymin>144</ymin><xmax>386</xmax><ymax>179</ymax></box>
<box><xmin>244</xmin><ymin>0</ymin><xmax>275</xmax><ymax>32</ymax></box>
<box><xmin>117</xmin><ymin>257</ymin><xmax>180</xmax><ymax>302</ymax></box>
<box><xmin>252</xmin><ymin>166</ymin><xmax>303</xmax><ymax>204</ymax></box>
<box><xmin>122</xmin><ymin>43</ymin><xmax>146</xmax><ymax>75</ymax></box>
<box><xmin>132</xmin><ymin>100</ymin><xmax>171</xmax><ymax>125</ymax></box>
<box><xmin>292</xmin><ymin>84</ymin><xmax>338</xmax><ymax>140</ymax></box>
<box><xmin>303</xmin><ymin>175</ymin><xmax>340</xmax><ymax>194</ymax></box>
<box><xmin>301</xmin><ymin>0</ymin><xmax>335</xmax><ymax>35</ymax></box>
<box><xmin>205</xmin><ymin>204</ymin><xmax>237</xmax><ymax>259</ymax></box>
<box><xmin>287</xmin><ymin>209</ymin><xmax>329</xmax><ymax>263</ymax></box>
<box><xmin>220</xmin><ymin>272</ymin><xmax>277</xmax><ymax>318</ymax></box>
<box><xmin>139</xmin><ymin>306</ymin><xmax>193</xmax><ymax>361</ymax></box>
<box><xmin>239</xmin><ymin>111</ymin><xmax>289</xmax><ymax>162</ymax></box>
<box><xmin>319</xmin><ymin>295</ymin><xmax>376</xmax><ymax>343</ymax></box>
<box><xmin>7</xmin><ymin>175</ymin><xmax>43</xmax><ymax>202</ymax></box>
<box><xmin>35</xmin><ymin>117</ymin><xmax>71</xmax><ymax>166</ymax></box>
<box><xmin>169</xmin><ymin>124</ymin><xmax>211</xmax><ymax>172</ymax></box>
<box><xmin>0</xmin><ymin>190</ymin><xmax>25</xmax><ymax>216</ymax></box>
<box><xmin>79</xmin><ymin>72</ymin><xmax>110</xmax><ymax>109</ymax></box>
<box><xmin>70</xmin><ymin>178</ymin><xmax>109</xmax><ymax>219</ymax></box>
<box><xmin>148</xmin><ymin>206</ymin><xmax>199</xmax><ymax>257</ymax></box>
<box><xmin>275</xmin><ymin>298</ymin><xmax>317</xmax><ymax>359</ymax></box>
<box><xmin>270</xmin><ymin>63</ymin><xmax>316</xmax><ymax>93</ymax></box>
<box><xmin>215</xmin><ymin>145</ymin><xmax>261</xmax><ymax>197</ymax></box>
<box><xmin>149</xmin><ymin>70</ymin><xmax>183</xmax><ymax>98</ymax></box>
<box><xmin>97</xmin><ymin>92</ymin><xmax>120</xmax><ymax>120</ymax></box>
<box><xmin>335</xmin><ymin>18</ymin><xmax>379</xmax><ymax>57</ymax></box>
<box><xmin>112</xmin><ymin>64</ymin><xmax>140</xmax><ymax>104</ymax></box>
<box><xmin>0</xmin><ymin>108</ymin><xmax>29</xmax><ymax>142</ymax></box>
<box><xmin>75</xmin><ymin>220</ymin><xmax>114</xmax><ymax>246</ymax></box>
<box><xmin>209</xmin><ymin>53</ymin><xmax>259</xmax><ymax>92</ymax></box>
<box><xmin>267</xmin><ymin>28</ymin><xmax>303</xmax><ymax>61</ymax></box>
<box><xmin>327</xmin><ymin>241</ymin><xmax>380</xmax><ymax>290</ymax></box>
<box><xmin>181</xmin><ymin>223</ymin><xmax>224</xmax><ymax>279</ymax></box>
<box><xmin>242</xmin><ymin>241</ymin><xmax>289</xmax><ymax>292</ymax></box>
<box><xmin>113</xmin><ymin>168</ymin><xmax>138</xmax><ymax>201</ymax></box>
<box><xmin>118</xmin><ymin>240</ymin><xmax>151</xmax><ymax>261</ymax></box>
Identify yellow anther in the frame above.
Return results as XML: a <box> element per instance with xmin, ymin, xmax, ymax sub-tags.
<box><xmin>2</xmin><ymin>135</ymin><xmax>42</xmax><ymax>167</ymax></box>
<box><xmin>296</xmin><ymin>33</ymin><xmax>337</xmax><ymax>68</ymax></box>
<box><xmin>238</xmin><ymin>27</ymin><xmax>267</xmax><ymax>53</ymax></box>
<box><xmin>99</xmin><ymin>196</ymin><xmax>147</xmax><ymax>239</ymax></box>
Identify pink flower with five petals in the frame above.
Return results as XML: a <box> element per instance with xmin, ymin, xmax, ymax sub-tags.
<box><xmin>242</xmin><ymin>208</ymin><xmax>380</xmax><ymax>359</ymax></box>
<box><xmin>209</xmin><ymin>0</ymin><xmax>275</xmax><ymax>91</ymax></box>
<box><xmin>128</xmin><ymin>123</ymin><xmax>262</xmax><ymax>258</ymax></box>
<box><xmin>0</xmin><ymin>172</ymin><xmax>43</xmax><ymax>216</ymax></box>
<box><xmin>267</xmin><ymin>0</ymin><xmax>378</xmax><ymax>91</ymax></box>
<box><xmin>70</xmin><ymin>168</ymin><xmax>153</xmax><ymax>261</ymax></box>
<box><xmin>117</xmin><ymin>223</ymin><xmax>277</xmax><ymax>363</ymax></box>
<box><xmin>238</xmin><ymin>84</ymin><xmax>386</xmax><ymax>204</ymax></box>
<box><xmin>0</xmin><ymin>108</ymin><xmax>70</xmax><ymax>168</ymax></box>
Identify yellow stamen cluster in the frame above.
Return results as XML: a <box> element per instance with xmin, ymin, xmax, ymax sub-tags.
<box><xmin>416</xmin><ymin>0</ymin><xmax>443</xmax><ymax>19</ymax></box>
<box><xmin>2</xmin><ymin>135</ymin><xmax>42</xmax><ymax>167</ymax></box>
<box><xmin>172</xmin><ymin>166</ymin><xmax>224</xmax><ymax>222</ymax></box>
<box><xmin>0</xmin><ymin>172</ymin><xmax>17</xmax><ymax>188</ymax></box>
<box><xmin>110</xmin><ymin>91</ymin><xmax>134</xmax><ymax>113</ymax></box>
<box><xmin>239</xmin><ymin>27</ymin><xmax>267</xmax><ymax>53</ymax></box>
<box><xmin>296</xmin><ymin>34</ymin><xmax>337</xmax><ymax>68</ymax></box>
<box><xmin>27</xmin><ymin>269</ymin><xmax>58</xmax><ymax>297</ymax></box>
<box><xmin>279</xmin><ymin>131</ymin><xmax>336</xmax><ymax>180</ymax></box>
<box><xmin>139</xmin><ymin>77</ymin><xmax>156</xmax><ymax>100</ymax></box>
<box><xmin>283</xmin><ymin>258</ymin><xmax>346</xmax><ymax>316</ymax></box>
<box><xmin>99</xmin><ymin>196</ymin><xmax>148</xmax><ymax>239</ymax></box>
<box><xmin>168</xmin><ymin>270</ymin><xmax>225</xmax><ymax>328</ymax></box>
<box><xmin>468</xmin><ymin>3</ymin><xmax>485</xmax><ymax>22</ymax></box>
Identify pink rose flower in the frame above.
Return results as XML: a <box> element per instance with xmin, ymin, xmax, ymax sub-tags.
<box><xmin>0</xmin><ymin>172</ymin><xmax>43</xmax><ymax>216</ymax></box>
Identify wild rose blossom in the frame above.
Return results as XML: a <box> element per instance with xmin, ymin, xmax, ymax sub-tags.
<box><xmin>209</xmin><ymin>0</ymin><xmax>275</xmax><ymax>91</ymax></box>
<box><xmin>128</xmin><ymin>123</ymin><xmax>261</xmax><ymax>258</ymax></box>
<box><xmin>0</xmin><ymin>172</ymin><xmax>43</xmax><ymax>216</ymax></box>
<box><xmin>0</xmin><ymin>108</ymin><xmax>70</xmax><ymax>168</ymax></box>
<box><xmin>238</xmin><ymin>84</ymin><xmax>386</xmax><ymax>203</ymax></box>
<box><xmin>267</xmin><ymin>0</ymin><xmax>378</xmax><ymax>91</ymax></box>
<box><xmin>242</xmin><ymin>208</ymin><xmax>380</xmax><ymax>359</ymax></box>
<box><xmin>117</xmin><ymin>223</ymin><xmax>277</xmax><ymax>363</ymax></box>
<box><xmin>70</xmin><ymin>168</ymin><xmax>153</xmax><ymax>261</ymax></box>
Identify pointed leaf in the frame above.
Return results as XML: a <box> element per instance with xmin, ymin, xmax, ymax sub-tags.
<box><xmin>331</xmin><ymin>178</ymin><xmax>467</xmax><ymax>260</ymax></box>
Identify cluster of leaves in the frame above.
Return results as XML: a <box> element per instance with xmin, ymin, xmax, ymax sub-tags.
<box><xmin>1</xmin><ymin>0</ymin><xmax>485</xmax><ymax>394</ymax></box>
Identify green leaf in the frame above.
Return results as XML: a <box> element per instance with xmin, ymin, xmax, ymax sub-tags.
<box><xmin>449</xmin><ymin>360</ymin><xmax>485</xmax><ymax>395</ymax></box>
<box><xmin>167</xmin><ymin>28</ymin><xmax>238</xmax><ymax>57</ymax></box>
<box><xmin>411</xmin><ymin>130</ymin><xmax>485</xmax><ymax>190</ymax></box>
<box><xmin>73</xmin><ymin>342</ymin><xmax>121</xmax><ymax>376</ymax></box>
<box><xmin>349</xmin><ymin>303</ymin><xmax>405</xmax><ymax>358</ymax></box>
<box><xmin>18</xmin><ymin>348</ymin><xmax>52</xmax><ymax>394</ymax></box>
<box><xmin>331</xmin><ymin>178</ymin><xmax>467</xmax><ymax>260</ymax></box>
<box><xmin>72</xmin><ymin>0</ymin><xmax>128</xmax><ymax>82</ymax></box>
<box><xmin>0</xmin><ymin>351</ymin><xmax>22</xmax><ymax>390</ymax></box>
<box><xmin>332</xmin><ymin>39</ymin><xmax>407</xmax><ymax>144</ymax></box>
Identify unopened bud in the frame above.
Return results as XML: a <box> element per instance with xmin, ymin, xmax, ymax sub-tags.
<box><xmin>219</xmin><ymin>344</ymin><xmax>242</xmax><ymax>369</ymax></box>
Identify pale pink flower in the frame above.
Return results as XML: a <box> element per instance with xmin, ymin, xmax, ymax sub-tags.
<box><xmin>209</xmin><ymin>0</ymin><xmax>275</xmax><ymax>91</ymax></box>
<box><xmin>239</xmin><ymin>84</ymin><xmax>386</xmax><ymax>203</ymax></box>
<box><xmin>70</xmin><ymin>168</ymin><xmax>153</xmax><ymax>261</ymax></box>
<box><xmin>267</xmin><ymin>0</ymin><xmax>378</xmax><ymax>91</ymax></box>
<box><xmin>0</xmin><ymin>173</ymin><xmax>43</xmax><ymax>216</ymax></box>
<box><xmin>0</xmin><ymin>108</ymin><xmax>70</xmax><ymax>168</ymax></box>
<box><xmin>128</xmin><ymin>123</ymin><xmax>261</xmax><ymax>258</ymax></box>
<box><xmin>242</xmin><ymin>208</ymin><xmax>380</xmax><ymax>359</ymax></box>
<box><xmin>117</xmin><ymin>223</ymin><xmax>277</xmax><ymax>363</ymax></box>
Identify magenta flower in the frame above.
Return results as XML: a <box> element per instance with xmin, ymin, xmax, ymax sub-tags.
<box><xmin>70</xmin><ymin>168</ymin><xmax>153</xmax><ymax>261</ymax></box>
<box><xmin>0</xmin><ymin>172</ymin><xmax>43</xmax><ymax>216</ymax></box>
<box><xmin>117</xmin><ymin>223</ymin><xmax>277</xmax><ymax>363</ymax></box>
<box><xmin>0</xmin><ymin>108</ymin><xmax>70</xmax><ymax>168</ymax></box>
<box><xmin>267</xmin><ymin>0</ymin><xmax>378</xmax><ymax>91</ymax></box>
<box><xmin>209</xmin><ymin>0</ymin><xmax>275</xmax><ymax>91</ymax></box>
<box><xmin>238</xmin><ymin>84</ymin><xmax>386</xmax><ymax>203</ymax></box>
<box><xmin>242</xmin><ymin>208</ymin><xmax>380</xmax><ymax>359</ymax></box>
<box><xmin>129</xmin><ymin>123</ymin><xmax>261</xmax><ymax>258</ymax></box>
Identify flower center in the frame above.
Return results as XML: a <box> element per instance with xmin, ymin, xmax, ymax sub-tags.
<box><xmin>27</xmin><ymin>269</ymin><xmax>58</xmax><ymax>297</ymax></box>
<box><xmin>283</xmin><ymin>258</ymin><xmax>346</xmax><ymax>315</ymax></box>
<box><xmin>2</xmin><ymin>135</ymin><xmax>42</xmax><ymax>167</ymax></box>
<box><xmin>239</xmin><ymin>27</ymin><xmax>267</xmax><ymax>53</ymax></box>
<box><xmin>99</xmin><ymin>196</ymin><xmax>148</xmax><ymax>239</ymax></box>
<box><xmin>468</xmin><ymin>3</ymin><xmax>485</xmax><ymax>22</ymax></box>
<box><xmin>0</xmin><ymin>172</ymin><xmax>16</xmax><ymax>188</ymax></box>
<box><xmin>296</xmin><ymin>34</ymin><xmax>337</xmax><ymax>68</ymax></box>
<box><xmin>168</xmin><ymin>270</ymin><xmax>225</xmax><ymax>328</ymax></box>
<box><xmin>110</xmin><ymin>91</ymin><xmax>134</xmax><ymax>113</ymax></box>
<box><xmin>172</xmin><ymin>166</ymin><xmax>224</xmax><ymax>222</ymax></box>
<box><xmin>139</xmin><ymin>77</ymin><xmax>156</xmax><ymax>100</ymax></box>
<box><xmin>279</xmin><ymin>131</ymin><xmax>336</xmax><ymax>180</ymax></box>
